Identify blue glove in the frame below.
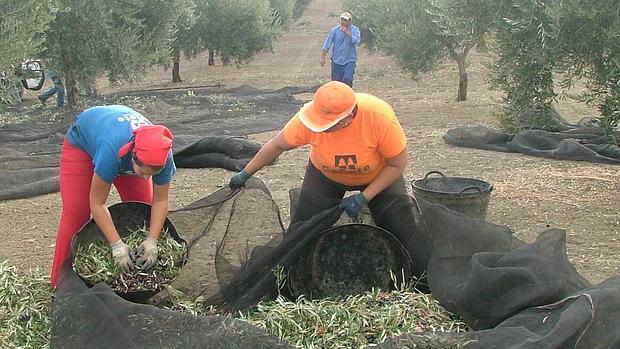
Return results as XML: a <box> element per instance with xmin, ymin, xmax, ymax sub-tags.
<box><xmin>229</xmin><ymin>170</ymin><xmax>251</xmax><ymax>189</ymax></box>
<box><xmin>339</xmin><ymin>193</ymin><xmax>368</xmax><ymax>218</ymax></box>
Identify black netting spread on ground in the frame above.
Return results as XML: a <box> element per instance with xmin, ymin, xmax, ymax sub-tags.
<box><xmin>51</xmin><ymin>178</ymin><xmax>620</xmax><ymax>348</ymax></box>
<box><xmin>443</xmin><ymin>111</ymin><xmax>620</xmax><ymax>165</ymax></box>
<box><xmin>0</xmin><ymin>85</ymin><xmax>316</xmax><ymax>200</ymax></box>
<box><xmin>52</xmin><ymin>261</ymin><xmax>294</xmax><ymax>349</ymax></box>
<box><xmin>419</xmin><ymin>200</ymin><xmax>590</xmax><ymax>329</ymax></box>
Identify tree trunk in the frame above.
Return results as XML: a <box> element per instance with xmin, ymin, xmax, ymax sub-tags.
<box><xmin>452</xmin><ymin>46</ymin><xmax>472</xmax><ymax>102</ymax></box>
<box><xmin>456</xmin><ymin>57</ymin><xmax>468</xmax><ymax>102</ymax></box>
<box><xmin>208</xmin><ymin>49</ymin><xmax>215</xmax><ymax>66</ymax></box>
<box><xmin>62</xmin><ymin>53</ymin><xmax>79</xmax><ymax>107</ymax></box>
<box><xmin>172</xmin><ymin>55</ymin><xmax>182</xmax><ymax>83</ymax></box>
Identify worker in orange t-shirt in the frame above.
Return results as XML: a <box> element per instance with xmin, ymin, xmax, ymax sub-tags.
<box><xmin>228</xmin><ymin>81</ymin><xmax>408</xmax><ymax>224</ymax></box>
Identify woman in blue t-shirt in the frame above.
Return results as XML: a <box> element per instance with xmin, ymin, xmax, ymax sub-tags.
<box><xmin>50</xmin><ymin>105</ymin><xmax>176</xmax><ymax>287</ymax></box>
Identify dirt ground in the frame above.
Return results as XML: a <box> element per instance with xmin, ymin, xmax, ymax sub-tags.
<box><xmin>1</xmin><ymin>0</ymin><xmax>618</xmax><ymax>285</ymax></box>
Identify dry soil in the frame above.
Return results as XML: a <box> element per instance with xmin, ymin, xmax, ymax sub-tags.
<box><xmin>1</xmin><ymin>0</ymin><xmax>618</xmax><ymax>284</ymax></box>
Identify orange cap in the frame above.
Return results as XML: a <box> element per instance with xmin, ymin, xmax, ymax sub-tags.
<box><xmin>298</xmin><ymin>81</ymin><xmax>356</xmax><ymax>132</ymax></box>
<box><xmin>118</xmin><ymin>125</ymin><xmax>174</xmax><ymax>167</ymax></box>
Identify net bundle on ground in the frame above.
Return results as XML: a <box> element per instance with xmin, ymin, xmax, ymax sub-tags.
<box><xmin>443</xmin><ymin>108</ymin><xmax>620</xmax><ymax>165</ymax></box>
<box><xmin>51</xmin><ymin>179</ymin><xmax>620</xmax><ymax>348</ymax></box>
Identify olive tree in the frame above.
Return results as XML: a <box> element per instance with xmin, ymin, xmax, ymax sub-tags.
<box><xmin>550</xmin><ymin>0</ymin><xmax>620</xmax><ymax>142</ymax></box>
<box><xmin>170</xmin><ymin>1</ymin><xmax>199</xmax><ymax>83</ymax></box>
<box><xmin>41</xmin><ymin>0</ymin><xmax>182</xmax><ymax>107</ymax></box>
<box><xmin>344</xmin><ymin>0</ymin><xmax>497</xmax><ymax>101</ymax></box>
<box><xmin>0</xmin><ymin>0</ymin><xmax>53</xmax><ymax>104</ymax></box>
<box><xmin>292</xmin><ymin>0</ymin><xmax>312</xmax><ymax>19</ymax></box>
<box><xmin>489</xmin><ymin>0</ymin><xmax>619</xmax><ymax>141</ymax></box>
<box><xmin>205</xmin><ymin>0</ymin><xmax>279</xmax><ymax>65</ymax></box>
<box><xmin>487</xmin><ymin>0</ymin><xmax>558</xmax><ymax>132</ymax></box>
<box><xmin>170</xmin><ymin>0</ymin><xmax>290</xmax><ymax>83</ymax></box>
<box><xmin>270</xmin><ymin>0</ymin><xmax>295</xmax><ymax>29</ymax></box>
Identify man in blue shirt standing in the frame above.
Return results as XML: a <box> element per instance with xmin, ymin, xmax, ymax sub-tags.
<box><xmin>320</xmin><ymin>12</ymin><xmax>361</xmax><ymax>87</ymax></box>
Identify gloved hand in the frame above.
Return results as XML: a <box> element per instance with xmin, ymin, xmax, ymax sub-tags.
<box><xmin>136</xmin><ymin>237</ymin><xmax>158</xmax><ymax>270</ymax></box>
<box><xmin>110</xmin><ymin>240</ymin><xmax>134</xmax><ymax>273</ymax></box>
<box><xmin>229</xmin><ymin>170</ymin><xmax>251</xmax><ymax>189</ymax></box>
<box><xmin>339</xmin><ymin>193</ymin><xmax>368</xmax><ymax>219</ymax></box>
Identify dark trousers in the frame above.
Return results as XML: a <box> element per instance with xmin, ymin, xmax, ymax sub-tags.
<box><xmin>330</xmin><ymin>61</ymin><xmax>356</xmax><ymax>87</ymax></box>
<box><xmin>291</xmin><ymin>161</ymin><xmax>429</xmax><ymax>281</ymax></box>
<box><xmin>291</xmin><ymin>161</ymin><xmax>408</xmax><ymax>224</ymax></box>
<box><xmin>39</xmin><ymin>83</ymin><xmax>65</xmax><ymax>107</ymax></box>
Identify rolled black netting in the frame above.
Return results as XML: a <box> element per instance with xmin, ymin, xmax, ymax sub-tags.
<box><xmin>51</xmin><ymin>178</ymin><xmax>620</xmax><ymax>348</ymax></box>
<box><xmin>443</xmin><ymin>109</ymin><xmax>620</xmax><ymax>165</ymax></box>
<box><xmin>173</xmin><ymin>136</ymin><xmax>264</xmax><ymax>171</ymax></box>
<box><xmin>175</xmin><ymin>135</ymin><xmax>261</xmax><ymax>159</ymax></box>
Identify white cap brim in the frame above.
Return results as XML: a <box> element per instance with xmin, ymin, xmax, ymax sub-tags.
<box><xmin>297</xmin><ymin>102</ymin><xmax>355</xmax><ymax>132</ymax></box>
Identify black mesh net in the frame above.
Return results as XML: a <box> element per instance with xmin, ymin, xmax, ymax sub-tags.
<box><xmin>52</xmin><ymin>265</ymin><xmax>294</xmax><ymax>348</ymax></box>
<box><xmin>443</xmin><ymin>109</ymin><xmax>620</xmax><ymax>165</ymax></box>
<box><xmin>51</xmin><ymin>178</ymin><xmax>620</xmax><ymax>348</ymax></box>
<box><xmin>286</xmin><ymin>223</ymin><xmax>412</xmax><ymax>299</ymax></box>
<box><xmin>0</xmin><ymin>85</ymin><xmax>316</xmax><ymax>200</ymax></box>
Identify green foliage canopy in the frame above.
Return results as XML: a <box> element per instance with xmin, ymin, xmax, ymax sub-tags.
<box><xmin>488</xmin><ymin>0</ymin><xmax>558</xmax><ymax>132</ymax></box>
<box><xmin>197</xmin><ymin>0</ymin><xmax>280</xmax><ymax>66</ymax></box>
<box><xmin>3</xmin><ymin>0</ymin><xmax>301</xmax><ymax>106</ymax></box>
<box><xmin>292</xmin><ymin>0</ymin><xmax>312</xmax><ymax>20</ymax></box>
<box><xmin>0</xmin><ymin>0</ymin><xmax>53</xmax><ymax>104</ymax></box>
<box><xmin>270</xmin><ymin>0</ymin><xmax>295</xmax><ymax>29</ymax></box>
<box><xmin>170</xmin><ymin>0</ymin><xmax>290</xmax><ymax>82</ymax></box>
<box><xmin>550</xmin><ymin>0</ymin><xmax>620</xmax><ymax>141</ymax></box>
<box><xmin>489</xmin><ymin>0</ymin><xmax>620</xmax><ymax>142</ymax></box>
<box><xmin>343</xmin><ymin>0</ymin><xmax>496</xmax><ymax>101</ymax></box>
<box><xmin>0</xmin><ymin>0</ymin><xmax>53</xmax><ymax>69</ymax></box>
<box><xmin>41</xmin><ymin>0</ymin><xmax>183</xmax><ymax>106</ymax></box>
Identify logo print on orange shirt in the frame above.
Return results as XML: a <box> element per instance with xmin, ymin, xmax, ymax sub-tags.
<box><xmin>335</xmin><ymin>155</ymin><xmax>357</xmax><ymax>170</ymax></box>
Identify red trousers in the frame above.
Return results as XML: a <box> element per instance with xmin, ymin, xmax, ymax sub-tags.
<box><xmin>50</xmin><ymin>139</ymin><xmax>153</xmax><ymax>287</ymax></box>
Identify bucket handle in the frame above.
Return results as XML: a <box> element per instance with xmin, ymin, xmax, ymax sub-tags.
<box><xmin>459</xmin><ymin>186</ymin><xmax>482</xmax><ymax>194</ymax></box>
<box><xmin>423</xmin><ymin>170</ymin><xmax>446</xmax><ymax>179</ymax></box>
<box><xmin>410</xmin><ymin>171</ymin><xmax>447</xmax><ymax>191</ymax></box>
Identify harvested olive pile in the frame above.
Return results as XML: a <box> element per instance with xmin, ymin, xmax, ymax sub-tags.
<box><xmin>73</xmin><ymin>226</ymin><xmax>186</xmax><ymax>292</ymax></box>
